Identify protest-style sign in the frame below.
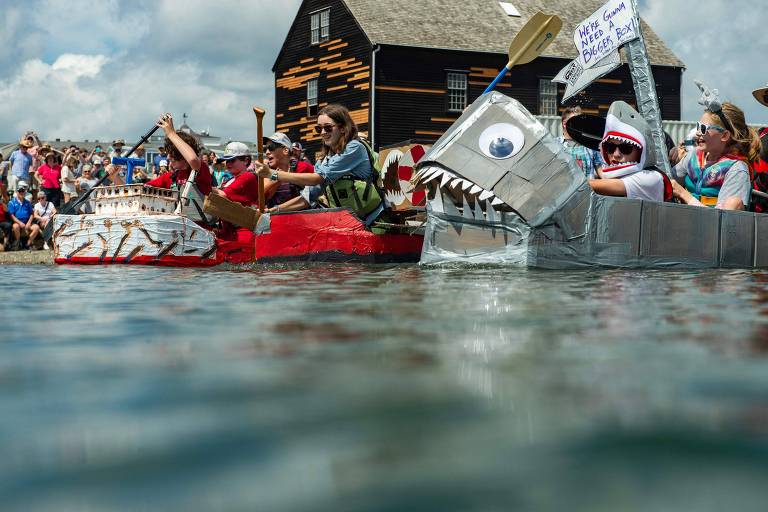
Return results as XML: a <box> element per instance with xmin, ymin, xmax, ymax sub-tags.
<box><xmin>574</xmin><ymin>0</ymin><xmax>639</xmax><ymax>69</ymax></box>
<box><xmin>552</xmin><ymin>50</ymin><xmax>621</xmax><ymax>102</ymax></box>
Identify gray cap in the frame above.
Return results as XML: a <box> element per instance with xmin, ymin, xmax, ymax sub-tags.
<box><xmin>263</xmin><ymin>132</ymin><xmax>291</xmax><ymax>149</ymax></box>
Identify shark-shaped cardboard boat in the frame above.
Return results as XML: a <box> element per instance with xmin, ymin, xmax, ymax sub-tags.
<box><xmin>414</xmin><ymin>91</ymin><xmax>768</xmax><ymax>268</ymax></box>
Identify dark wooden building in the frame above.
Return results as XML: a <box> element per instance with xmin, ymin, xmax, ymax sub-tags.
<box><xmin>272</xmin><ymin>0</ymin><xmax>685</xmax><ymax>155</ymax></box>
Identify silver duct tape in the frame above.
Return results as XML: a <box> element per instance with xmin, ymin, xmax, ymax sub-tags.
<box><xmin>625</xmin><ymin>0</ymin><xmax>672</xmax><ymax>179</ymax></box>
<box><xmin>593</xmin><ymin>195</ymin><xmax>643</xmax><ymax>260</ymax></box>
<box><xmin>720</xmin><ymin>210</ymin><xmax>755</xmax><ymax>268</ymax></box>
<box><xmin>755</xmin><ymin>215</ymin><xmax>768</xmax><ymax>267</ymax></box>
<box><xmin>640</xmin><ymin>201</ymin><xmax>720</xmax><ymax>265</ymax></box>
<box><xmin>552</xmin><ymin>184</ymin><xmax>592</xmax><ymax>241</ymax></box>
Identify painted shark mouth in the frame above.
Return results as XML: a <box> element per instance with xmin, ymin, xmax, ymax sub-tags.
<box><xmin>600</xmin><ymin>132</ymin><xmax>643</xmax><ymax>171</ymax></box>
<box><xmin>412</xmin><ymin>165</ymin><xmax>515</xmax><ymax>221</ymax></box>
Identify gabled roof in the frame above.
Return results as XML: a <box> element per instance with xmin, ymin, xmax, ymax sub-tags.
<box><xmin>340</xmin><ymin>0</ymin><xmax>684</xmax><ymax>68</ymax></box>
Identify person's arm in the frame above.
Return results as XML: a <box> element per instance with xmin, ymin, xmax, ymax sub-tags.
<box><xmin>253</xmin><ymin>160</ymin><xmax>324</xmax><ymax>186</ymax></box>
<box><xmin>157</xmin><ymin>114</ymin><xmax>200</xmax><ymax>171</ymax></box>
<box><xmin>33</xmin><ymin>206</ymin><xmax>41</xmax><ymax>222</ymax></box>
<box><xmin>268</xmin><ymin>195</ymin><xmax>309</xmax><ymax>213</ymax></box>
<box><xmin>589</xmin><ymin>178</ymin><xmax>627</xmax><ymax>197</ymax></box>
<box><xmin>671</xmin><ymin>179</ymin><xmax>704</xmax><ymax>207</ymax></box>
<box><xmin>716</xmin><ymin>164</ymin><xmax>751</xmax><ymax>210</ymax></box>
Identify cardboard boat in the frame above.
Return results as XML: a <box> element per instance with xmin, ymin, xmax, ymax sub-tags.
<box><xmin>52</xmin><ymin>183</ymin><xmax>424</xmax><ymax>266</ymax></box>
<box><xmin>414</xmin><ymin>92</ymin><xmax>768</xmax><ymax>269</ymax></box>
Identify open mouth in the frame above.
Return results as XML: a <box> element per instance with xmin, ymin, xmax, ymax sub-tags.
<box><xmin>601</xmin><ymin>135</ymin><xmax>642</xmax><ymax>171</ymax></box>
<box><xmin>413</xmin><ymin>165</ymin><xmax>515</xmax><ymax>221</ymax></box>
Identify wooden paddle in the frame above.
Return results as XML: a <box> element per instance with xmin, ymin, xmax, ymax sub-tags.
<box><xmin>44</xmin><ymin>124</ymin><xmax>160</xmax><ymax>242</ymax></box>
<box><xmin>484</xmin><ymin>12</ymin><xmax>563</xmax><ymax>93</ymax></box>
<box><xmin>253</xmin><ymin>106</ymin><xmax>266</xmax><ymax>212</ymax></box>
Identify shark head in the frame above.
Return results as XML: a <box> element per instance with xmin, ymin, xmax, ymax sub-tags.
<box><xmin>412</xmin><ymin>92</ymin><xmax>587</xmax><ymax>264</ymax></box>
<box><xmin>598</xmin><ymin>101</ymin><xmax>655</xmax><ymax>178</ymax></box>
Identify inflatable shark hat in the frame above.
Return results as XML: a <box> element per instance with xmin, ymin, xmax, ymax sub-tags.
<box><xmin>598</xmin><ymin>101</ymin><xmax>657</xmax><ymax>178</ymax></box>
<box><xmin>412</xmin><ymin>91</ymin><xmax>584</xmax><ymax>227</ymax></box>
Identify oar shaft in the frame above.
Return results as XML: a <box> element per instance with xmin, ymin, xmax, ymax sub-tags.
<box><xmin>253</xmin><ymin>107</ymin><xmax>266</xmax><ymax>212</ymax></box>
<box><xmin>483</xmin><ymin>67</ymin><xmax>510</xmax><ymax>94</ymax></box>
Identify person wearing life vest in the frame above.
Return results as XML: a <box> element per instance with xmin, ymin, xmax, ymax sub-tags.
<box><xmin>671</xmin><ymin>100</ymin><xmax>761</xmax><ymax>210</ymax></box>
<box><xmin>750</xmin><ymin>83</ymin><xmax>768</xmax><ymax>212</ymax></box>
<box><xmin>253</xmin><ymin>104</ymin><xmax>383</xmax><ymax>223</ymax></box>
<box><xmin>588</xmin><ymin>101</ymin><xmax>672</xmax><ymax>202</ymax></box>
<box><xmin>210</xmin><ymin>141</ymin><xmax>260</xmax><ymax>243</ymax></box>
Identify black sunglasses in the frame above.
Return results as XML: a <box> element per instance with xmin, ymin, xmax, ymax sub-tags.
<box><xmin>603</xmin><ymin>141</ymin><xmax>637</xmax><ymax>155</ymax></box>
<box><xmin>314</xmin><ymin>123</ymin><xmax>336</xmax><ymax>134</ymax></box>
<box><xmin>265</xmin><ymin>142</ymin><xmax>284</xmax><ymax>152</ymax></box>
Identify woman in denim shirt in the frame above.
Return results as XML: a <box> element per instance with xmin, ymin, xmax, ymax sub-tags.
<box><xmin>254</xmin><ymin>104</ymin><xmax>372</xmax><ymax>212</ymax></box>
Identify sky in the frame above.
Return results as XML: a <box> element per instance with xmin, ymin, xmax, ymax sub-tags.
<box><xmin>0</xmin><ymin>0</ymin><xmax>765</xmax><ymax>145</ymax></box>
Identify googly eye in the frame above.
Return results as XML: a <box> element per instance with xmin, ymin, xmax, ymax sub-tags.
<box><xmin>478</xmin><ymin>123</ymin><xmax>525</xmax><ymax>160</ymax></box>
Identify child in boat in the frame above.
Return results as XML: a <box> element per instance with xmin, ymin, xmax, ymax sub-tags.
<box><xmin>144</xmin><ymin>113</ymin><xmax>213</xmax><ymax>196</ymax></box>
<box><xmin>210</xmin><ymin>141</ymin><xmax>261</xmax><ymax>242</ymax></box>
<box><xmin>671</xmin><ymin>101</ymin><xmax>760</xmax><ymax>210</ymax></box>
<box><xmin>253</xmin><ymin>104</ymin><xmax>374</xmax><ymax>214</ymax></box>
<box><xmin>588</xmin><ymin>101</ymin><xmax>667</xmax><ymax>202</ymax></box>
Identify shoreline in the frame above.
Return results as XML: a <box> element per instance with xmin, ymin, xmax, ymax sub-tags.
<box><xmin>0</xmin><ymin>250</ymin><xmax>54</xmax><ymax>265</ymax></box>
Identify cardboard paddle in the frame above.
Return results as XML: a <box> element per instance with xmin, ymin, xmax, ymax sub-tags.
<box><xmin>253</xmin><ymin>106</ymin><xmax>266</xmax><ymax>212</ymax></box>
<box><xmin>44</xmin><ymin>124</ymin><xmax>161</xmax><ymax>242</ymax></box>
<box><xmin>484</xmin><ymin>12</ymin><xmax>563</xmax><ymax>93</ymax></box>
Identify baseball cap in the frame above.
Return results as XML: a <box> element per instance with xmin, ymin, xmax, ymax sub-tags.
<box><xmin>218</xmin><ymin>141</ymin><xmax>251</xmax><ymax>161</ymax></box>
<box><xmin>92</xmin><ymin>156</ymin><xmax>103</xmax><ymax>165</ymax></box>
<box><xmin>292</xmin><ymin>141</ymin><xmax>303</xmax><ymax>151</ymax></box>
<box><xmin>159</xmin><ymin>159</ymin><xmax>168</xmax><ymax>167</ymax></box>
<box><xmin>263</xmin><ymin>132</ymin><xmax>291</xmax><ymax>149</ymax></box>
<box><xmin>754</xmin><ymin>84</ymin><xmax>768</xmax><ymax>108</ymax></box>
<box><xmin>113</xmin><ymin>138</ymin><xmax>125</xmax><ymax>145</ymax></box>
<box><xmin>17</xmin><ymin>180</ymin><xmax>29</xmax><ymax>190</ymax></box>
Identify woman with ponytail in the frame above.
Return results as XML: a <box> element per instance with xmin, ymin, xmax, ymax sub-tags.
<box><xmin>672</xmin><ymin>101</ymin><xmax>761</xmax><ymax>210</ymax></box>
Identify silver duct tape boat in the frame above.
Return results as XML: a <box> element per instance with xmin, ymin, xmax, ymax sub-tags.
<box><xmin>415</xmin><ymin>92</ymin><xmax>768</xmax><ymax>268</ymax></box>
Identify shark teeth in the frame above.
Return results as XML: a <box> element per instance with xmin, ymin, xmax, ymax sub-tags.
<box><xmin>424</xmin><ymin>170</ymin><xmax>511</xmax><ymax>214</ymax></box>
<box><xmin>602</xmin><ymin>135</ymin><xmax>642</xmax><ymax>149</ymax></box>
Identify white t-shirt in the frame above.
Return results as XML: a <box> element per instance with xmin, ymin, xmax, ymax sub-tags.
<box><xmin>34</xmin><ymin>201</ymin><xmax>55</xmax><ymax>220</ymax></box>
<box><xmin>621</xmin><ymin>170</ymin><xmax>664</xmax><ymax>202</ymax></box>
<box><xmin>60</xmin><ymin>165</ymin><xmax>77</xmax><ymax>195</ymax></box>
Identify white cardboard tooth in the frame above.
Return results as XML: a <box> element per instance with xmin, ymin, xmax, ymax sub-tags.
<box><xmin>491</xmin><ymin>197</ymin><xmax>504</xmax><ymax>206</ymax></box>
<box><xmin>463</xmin><ymin>194</ymin><xmax>473</xmax><ymax>220</ymax></box>
<box><xmin>461</xmin><ymin>180</ymin><xmax>473</xmax><ymax>191</ymax></box>
<box><xmin>440</xmin><ymin>171</ymin><xmax>454</xmax><ymax>188</ymax></box>
<box><xmin>469</xmin><ymin>185</ymin><xmax>483</xmax><ymax>195</ymax></box>
<box><xmin>474</xmin><ymin>199</ymin><xmax>485</xmax><ymax>220</ymax></box>
<box><xmin>430</xmin><ymin>186</ymin><xmax>444</xmax><ymax>212</ymax></box>
<box><xmin>423</xmin><ymin>169</ymin><xmax>443</xmax><ymax>184</ymax></box>
<box><xmin>450</xmin><ymin>178</ymin><xmax>464</xmax><ymax>189</ymax></box>
<box><xmin>479</xmin><ymin>190</ymin><xmax>495</xmax><ymax>201</ymax></box>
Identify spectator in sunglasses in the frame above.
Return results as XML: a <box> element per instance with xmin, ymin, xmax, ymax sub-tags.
<box><xmin>671</xmin><ymin>102</ymin><xmax>761</xmax><ymax>210</ymax></box>
<box><xmin>588</xmin><ymin>101</ymin><xmax>669</xmax><ymax>202</ymax></box>
<box><xmin>253</xmin><ymin>104</ymin><xmax>374</xmax><ymax>214</ymax></box>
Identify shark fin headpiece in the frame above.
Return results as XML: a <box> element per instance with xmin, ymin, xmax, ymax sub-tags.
<box><xmin>598</xmin><ymin>101</ymin><xmax>655</xmax><ymax>179</ymax></box>
<box><xmin>695</xmin><ymin>79</ymin><xmax>735</xmax><ymax>133</ymax></box>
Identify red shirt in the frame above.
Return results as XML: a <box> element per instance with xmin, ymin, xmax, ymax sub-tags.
<box><xmin>146</xmin><ymin>161</ymin><xmax>212</xmax><ymax>196</ymax></box>
<box><xmin>37</xmin><ymin>164</ymin><xmax>62</xmax><ymax>189</ymax></box>
<box><xmin>295</xmin><ymin>160</ymin><xmax>314</xmax><ymax>173</ymax></box>
<box><xmin>222</xmin><ymin>172</ymin><xmax>260</xmax><ymax>206</ymax></box>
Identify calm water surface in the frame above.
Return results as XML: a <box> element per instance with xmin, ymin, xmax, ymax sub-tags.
<box><xmin>2</xmin><ymin>264</ymin><xmax>768</xmax><ymax>511</ymax></box>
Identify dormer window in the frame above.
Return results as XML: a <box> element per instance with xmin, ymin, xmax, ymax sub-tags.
<box><xmin>311</xmin><ymin>8</ymin><xmax>330</xmax><ymax>45</ymax></box>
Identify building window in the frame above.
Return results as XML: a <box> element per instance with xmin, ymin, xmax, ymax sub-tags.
<box><xmin>311</xmin><ymin>8</ymin><xmax>330</xmax><ymax>44</ymax></box>
<box><xmin>447</xmin><ymin>72</ymin><xmax>468</xmax><ymax>112</ymax></box>
<box><xmin>307</xmin><ymin>78</ymin><xmax>318</xmax><ymax>117</ymax></box>
<box><xmin>539</xmin><ymin>79</ymin><xmax>558</xmax><ymax>116</ymax></box>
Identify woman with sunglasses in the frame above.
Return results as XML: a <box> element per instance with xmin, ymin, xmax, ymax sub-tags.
<box><xmin>671</xmin><ymin>102</ymin><xmax>761</xmax><ymax>210</ymax></box>
<box><xmin>254</xmin><ymin>104</ymin><xmax>373</xmax><ymax>213</ymax></box>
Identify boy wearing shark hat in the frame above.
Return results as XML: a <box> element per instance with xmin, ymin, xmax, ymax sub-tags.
<box><xmin>571</xmin><ymin>101</ymin><xmax>671</xmax><ymax>202</ymax></box>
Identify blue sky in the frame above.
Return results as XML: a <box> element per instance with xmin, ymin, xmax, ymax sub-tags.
<box><xmin>0</xmin><ymin>0</ymin><xmax>765</xmax><ymax>145</ymax></box>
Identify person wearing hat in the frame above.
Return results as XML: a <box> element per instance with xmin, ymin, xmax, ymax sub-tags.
<box><xmin>36</xmin><ymin>152</ymin><xmax>63</xmax><ymax>207</ymax></box>
<box><xmin>751</xmin><ymin>83</ymin><xmax>768</xmax><ymax>211</ymax></box>
<box><xmin>8</xmin><ymin>139</ymin><xmax>34</xmax><ymax>193</ymax></box>
<box><xmin>257</xmin><ymin>132</ymin><xmax>314</xmax><ymax>211</ymax></box>
<box><xmin>109</xmin><ymin>138</ymin><xmax>126</xmax><ymax>159</ymax></box>
<box><xmin>211</xmin><ymin>141</ymin><xmax>261</xmax><ymax>242</ymax></box>
<box><xmin>145</xmin><ymin>113</ymin><xmax>213</xmax><ymax>196</ymax></box>
<box><xmin>7</xmin><ymin>181</ymin><xmax>40</xmax><ymax>250</ymax></box>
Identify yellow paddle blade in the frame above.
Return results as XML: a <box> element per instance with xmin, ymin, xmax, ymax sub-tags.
<box><xmin>507</xmin><ymin>12</ymin><xmax>562</xmax><ymax>69</ymax></box>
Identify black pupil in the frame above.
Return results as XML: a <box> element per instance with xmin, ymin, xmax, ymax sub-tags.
<box><xmin>489</xmin><ymin>137</ymin><xmax>515</xmax><ymax>158</ymax></box>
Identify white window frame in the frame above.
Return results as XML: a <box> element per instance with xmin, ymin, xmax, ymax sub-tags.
<box><xmin>538</xmin><ymin>78</ymin><xmax>558</xmax><ymax>116</ymax></box>
<box><xmin>447</xmin><ymin>71</ymin><xmax>468</xmax><ymax>113</ymax></box>
<box><xmin>310</xmin><ymin>8</ymin><xmax>330</xmax><ymax>45</ymax></box>
<box><xmin>307</xmin><ymin>78</ymin><xmax>318</xmax><ymax>117</ymax></box>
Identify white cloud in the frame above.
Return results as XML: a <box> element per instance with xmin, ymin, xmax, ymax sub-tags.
<box><xmin>51</xmin><ymin>54</ymin><xmax>109</xmax><ymax>80</ymax></box>
<box><xmin>641</xmin><ymin>0</ymin><xmax>768</xmax><ymax>126</ymax></box>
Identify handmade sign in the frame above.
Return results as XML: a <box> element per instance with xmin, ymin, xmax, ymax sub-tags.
<box><xmin>552</xmin><ymin>50</ymin><xmax>621</xmax><ymax>102</ymax></box>
<box><xmin>574</xmin><ymin>0</ymin><xmax>639</xmax><ymax>69</ymax></box>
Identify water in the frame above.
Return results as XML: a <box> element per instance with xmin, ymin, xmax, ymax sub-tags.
<box><xmin>2</xmin><ymin>265</ymin><xmax>768</xmax><ymax>511</ymax></box>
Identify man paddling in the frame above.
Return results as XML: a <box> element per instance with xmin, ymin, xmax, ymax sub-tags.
<box><xmin>210</xmin><ymin>142</ymin><xmax>260</xmax><ymax>243</ymax></box>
